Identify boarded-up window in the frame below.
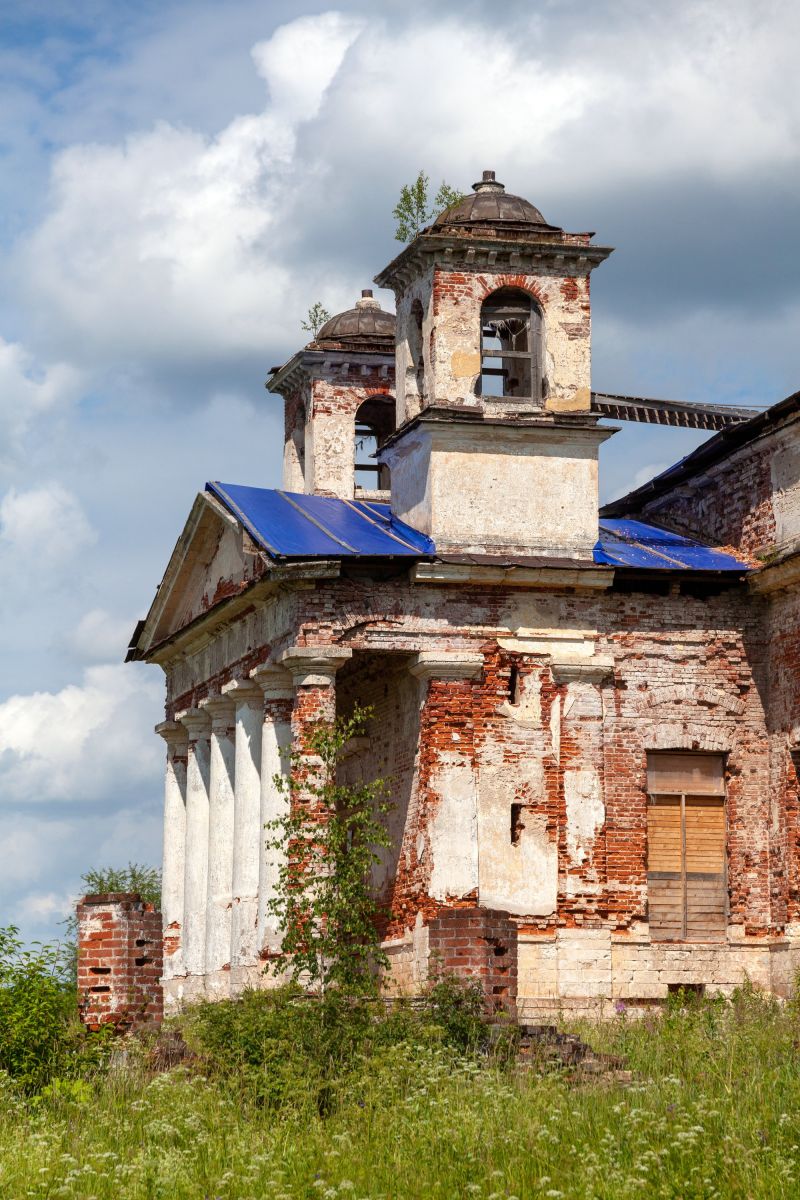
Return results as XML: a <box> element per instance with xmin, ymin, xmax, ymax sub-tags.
<box><xmin>646</xmin><ymin>752</ymin><xmax>726</xmax><ymax>942</ymax></box>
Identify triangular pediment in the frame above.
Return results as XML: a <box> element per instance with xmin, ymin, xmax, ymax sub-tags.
<box><xmin>130</xmin><ymin>491</ymin><xmax>268</xmax><ymax>659</ymax></box>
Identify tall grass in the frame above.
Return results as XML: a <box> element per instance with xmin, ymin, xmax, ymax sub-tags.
<box><xmin>2</xmin><ymin>986</ymin><xmax>800</xmax><ymax>1199</ymax></box>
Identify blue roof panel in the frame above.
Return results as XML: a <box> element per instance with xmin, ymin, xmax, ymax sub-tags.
<box><xmin>207</xmin><ymin>483</ymin><xmax>435</xmax><ymax>559</ymax></box>
<box><xmin>207</xmin><ymin>483</ymin><xmax>748</xmax><ymax>573</ymax></box>
<box><xmin>596</xmin><ymin>519</ymin><xmax>747</xmax><ymax>572</ymax></box>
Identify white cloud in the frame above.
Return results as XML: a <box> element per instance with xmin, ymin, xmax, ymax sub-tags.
<box><xmin>0</xmin><ymin>663</ymin><xmax>162</xmax><ymax>805</ymax></box>
<box><xmin>251</xmin><ymin>12</ymin><xmax>364</xmax><ymax>122</ymax></box>
<box><xmin>14</xmin><ymin>2</ymin><xmax>800</xmax><ymax>383</ymax></box>
<box><xmin>0</xmin><ymin>483</ymin><xmax>96</xmax><ymax>566</ymax></box>
<box><xmin>69</xmin><ymin>608</ymin><xmax>137</xmax><ymax>663</ymax></box>
<box><xmin>18</xmin><ymin>12</ymin><xmax>364</xmax><ymax>369</ymax></box>
<box><xmin>0</xmin><ymin>338</ymin><xmax>83</xmax><ymax>465</ymax></box>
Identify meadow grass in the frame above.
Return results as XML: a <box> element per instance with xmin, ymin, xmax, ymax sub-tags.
<box><xmin>2</xmin><ymin>986</ymin><xmax>800</xmax><ymax>1199</ymax></box>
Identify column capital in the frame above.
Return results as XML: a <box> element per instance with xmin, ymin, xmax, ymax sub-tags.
<box><xmin>250</xmin><ymin>662</ymin><xmax>294</xmax><ymax>701</ymax></box>
<box><xmin>198</xmin><ymin>694</ymin><xmax>237</xmax><ymax>731</ymax></box>
<box><xmin>221</xmin><ymin>677</ymin><xmax>264</xmax><ymax>706</ymax></box>
<box><xmin>175</xmin><ymin>707</ymin><xmax>212</xmax><ymax>739</ymax></box>
<box><xmin>155</xmin><ymin>720</ymin><xmax>189</xmax><ymax>748</ymax></box>
<box><xmin>409</xmin><ymin>650</ymin><xmax>484</xmax><ymax>682</ymax></box>
<box><xmin>279</xmin><ymin>645</ymin><xmax>352</xmax><ymax>686</ymax></box>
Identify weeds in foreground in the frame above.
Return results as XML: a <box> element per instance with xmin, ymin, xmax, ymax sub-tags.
<box><xmin>2</xmin><ymin>985</ymin><xmax>800</xmax><ymax>1198</ymax></box>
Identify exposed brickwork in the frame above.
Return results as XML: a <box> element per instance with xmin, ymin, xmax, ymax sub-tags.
<box><xmin>77</xmin><ymin>893</ymin><xmax>163</xmax><ymax>1032</ymax></box>
<box><xmin>637</xmin><ymin>443</ymin><xmax>776</xmax><ymax>557</ymax></box>
<box><xmin>429</xmin><ymin>907</ymin><xmax>518</xmax><ymax>1017</ymax></box>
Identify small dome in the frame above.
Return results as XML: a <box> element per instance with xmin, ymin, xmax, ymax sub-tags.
<box><xmin>433</xmin><ymin>170</ymin><xmax>560</xmax><ymax>231</ymax></box>
<box><xmin>315</xmin><ymin>290</ymin><xmax>395</xmax><ymax>344</ymax></box>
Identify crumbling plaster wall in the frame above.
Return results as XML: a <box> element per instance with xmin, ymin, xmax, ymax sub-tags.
<box><xmin>287</xmin><ymin>572</ymin><xmax>792</xmax><ymax>1003</ymax></box>
<box><xmin>283</xmin><ymin>380</ymin><xmax>309</xmax><ymax>492</ymax></box>
<box><xmin>394</xmin><ymin>263</ymin><xmax>435</xmax><ymax>423</ymax></box>
<box><xmin>422</xmin><ymin>266</ymin><xmax>592</xmax><ymax>416</ymax></box>
<box><xmin>156</xmin><ymin>564</ymin><xmax>798</xmax><ymax>1006</ymax></box>
<box><xmin>384</xmin><ymin>422</ymin><xmax>607</xmax><ymax>557</ymax></box>
<box><xmin>305</xmin><ymin>367</ymin><xmax>395</xmax><ymax>498</ymax></box>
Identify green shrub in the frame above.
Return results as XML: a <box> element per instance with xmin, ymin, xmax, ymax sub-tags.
<box><xmin>423</xmin><ymin>971</ymin><xmax>487</xmax><ymax>1052</ymax></box>
<box><xmin>0</xmin><ymin>926</ymin><xmax>110</xmax><ymax>1095</ymax></box>
<box><xmin>182</xmin><ymin>982</ymin><xmax>480</xmax><ymax>1115</ymax></box>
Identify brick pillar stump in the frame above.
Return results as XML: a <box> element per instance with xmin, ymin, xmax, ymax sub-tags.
<box><xmin>77</xmin><ymin>892</ymin><xmax>163</xmax><ymax>1032</ymax></box>
<box><xmin>428</xmin><ymin>907</ymin><xmax>518</xmax><ymax>1018</ymax></box>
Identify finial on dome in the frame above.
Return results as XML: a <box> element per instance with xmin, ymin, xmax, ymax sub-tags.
<box><xmin>356</xmin><ymin>288</ymin><xmax>380</xmax><ymax>310</ymax></box>
<box><xmin>473</xmin><ymin>169</ymin><xmax>505</xmax><ymax>193</ymax></box>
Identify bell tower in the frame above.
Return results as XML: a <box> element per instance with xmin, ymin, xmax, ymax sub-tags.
<box><xmin>267</xmin><ymin>292</ymin><xmax>396</xmax><ymax>499</ymax></box>
<box><xmin>373</xmin><ymin>172</ymin><xmax>615</xmax><ymax>559</ymax></box>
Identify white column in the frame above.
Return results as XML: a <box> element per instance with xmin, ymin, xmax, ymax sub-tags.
<box><xmin>198</xmin><ymin>694</ymin><xmax>236</xmax><ymax>998</ymax></box>
<box><xmin>155</xmin><ymin>720</ymin><xmax>188</xmax><ymax>985</ymax></box>
<box><xmin>176</xmin><ymin>708</ymin><xmax>211</xmax><ymax>991</ymax></box>
<box><xmin>222</xmin><ymin>678</ymin><xmax>264</xmax><ymax>990</ymax></box>
<box><xmin>250</xmin><ymin>664</ymin><xmax>294</xmax><ymax>957</ymax></box>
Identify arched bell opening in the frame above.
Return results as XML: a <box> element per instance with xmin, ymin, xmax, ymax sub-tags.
<box><xmin>478</xmin><ymin>287</ymin><xmax>543</xmax><ymax>403</ymax></box>
<box><xmin>354</xmin><ymin>395</ymin><xmax>395</xmax><ymax>493</ymax></box>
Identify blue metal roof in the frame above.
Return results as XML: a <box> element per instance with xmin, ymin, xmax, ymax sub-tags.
<box><xmin>595</xmin><ymin>519</ymin><xmax>747</xmax><ymax>572</ymax></box>
<box><xmin>207</xmin><ymin>482</ymin><xmax>435</xmax><ymax>559</ymax></box>
<box><xmin>208</xmin><ymin>483</ymin><xmax>748</xmax><ymax>573</ymax></box>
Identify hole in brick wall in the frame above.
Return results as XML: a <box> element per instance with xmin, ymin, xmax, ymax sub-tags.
<box><xmin>90</xmin><ymin>985</ymin><xmax>111</xmax><ymax>994</ymax></box>
<box><xmin>508</xmin><ymin>662</ymin><xmax>520</xmax><ymax>704</ymax></box>
<box><xmin>90</xmin><ymin>966</ymin><xmax>111</xmax><ymax>975</ymax></box>
<box><xmin>492</xmin><ymin>985</ymin><xmax>508</xmax><ymax>996</ymax></box>
<box><xmin>510</xmin><ymin>803</ymin><xmax>524</xmax><ymax>846</ymax></box>
<box><xmin>135</xmin><ymin>938</ymin><xmax>147</xmax><ymax>947</ymax></box>
<box><xmin>667</xmin><ymin>982</ymin><xmax>705</xmax><ymax>996</ymax></box>
<box><xmin>492</xmin><ymin>944</ymin><xmax>507</xmax><ymax>958</ymax></box>
<box><xmin>134</xmin><ymin>956</ymin><xmax>151</xmax><ymax>967</ymax></box>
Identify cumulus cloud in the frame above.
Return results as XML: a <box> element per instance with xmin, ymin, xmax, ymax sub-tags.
<box><xmin>18</xmin><ymin>11</ymin><xmax>364</xmax><ymax>369</ymax></box>
<box><xmin>0</xmin><ymin>338</ymin><xmax>83</xmax><ymax>464</ymax></box>
<box><xmin>15</xmin><ymin>2</ymin><xmax>800</xmax><ymax>384</ymax></box>
<box><xmin>0</xmin><ymin>663</ymin><xmax>162</xmax><ymax>805</ymax></box>
<box><xmin>69</xmin><ymin>608</ymin><xmax>138</xmax><ymax>663</ymax></box>
<box><xmin>0</xmin><ymin>482</ymin><xmax>96</xmax><ymax>566</ymax></box>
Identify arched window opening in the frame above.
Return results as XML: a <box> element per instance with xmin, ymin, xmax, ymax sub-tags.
<box><xmin>354</xmin><ymin>395</ymin><xmax>394</xmax><ymax>492</ymax></box>
<box><xmin>479</xmin><ymin>287</ymin><xmax>542</xmax><ymax>402</ymax></box>
<box><xmin>410</xmin><ymin>299</ymin><xmax>424</xmax><ymax>398</ymax></box>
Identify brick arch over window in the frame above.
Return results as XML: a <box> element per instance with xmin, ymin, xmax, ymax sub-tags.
<box><xmin>478</xmin><ymin>286</ymin><xmax>544</xmax><ymax>403</ymax></box>
<box><xmin>354</xmin><ymin>394</ymin><xmax>395</xmax><ymax>492</ymax></box>
<box><xmin>474</xmin><ymin>273</ymin><xmax>550</xmax><ymax>310</ymax></box>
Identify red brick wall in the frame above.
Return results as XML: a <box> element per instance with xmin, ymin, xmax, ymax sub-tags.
<box><xmin>429</xmin><ymin>907</ymin><xmax>518</xmax><ymax>1017</ymax></box>
<box><xmin>77</xmin><ymin>893</ymin><xmax>163</xmax><ymax>1031</ymax></box>
<box><xmin>635</xmin><ymin>439</ymin><xmax>776</xmax><ymax>558</ymax></box>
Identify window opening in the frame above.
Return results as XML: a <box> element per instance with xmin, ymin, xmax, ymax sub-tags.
<box><xmin>354</xmin><ymin>395</ymin><xmax>394</xmax><ymax>491</ymax></box>
<box><xmin>510</xmin><ymin>802</ymin><xmax>525</xmax><ymax>846</ymax></box>
<box><xmin>479</xmin><ymin>287</ymin><xmax>542</xmax><ymax>402</ymax></box>
<box><xmin>646</xmin><ymin>752</ymin><xmax>726</xmax><ymax>943</ymax></box>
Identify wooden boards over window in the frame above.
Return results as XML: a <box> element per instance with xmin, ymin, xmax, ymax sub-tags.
<box><xmin>646</xmin><ymin>752</ymin><xmax>726</xmax><ymax>943</ymax></box>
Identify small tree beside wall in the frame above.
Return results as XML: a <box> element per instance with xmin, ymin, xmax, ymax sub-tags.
<box><xmin>265</xmin><ymin>705</ymin><xmax>391</xmax><ymax>995</ymax></box>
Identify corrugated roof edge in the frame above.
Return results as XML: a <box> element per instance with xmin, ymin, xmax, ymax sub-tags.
<box><xmin>601</xmin><ymin>389</ymin><xmax>800</xmax><ymax>517</ymax></box>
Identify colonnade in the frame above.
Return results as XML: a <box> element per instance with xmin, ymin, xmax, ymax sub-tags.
<box><xmin>155</xmin><ymin>646</ymin><xmax>352</xmax><ymax>1000</ymax></box>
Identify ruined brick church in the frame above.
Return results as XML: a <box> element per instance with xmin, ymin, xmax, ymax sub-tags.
<box><xmin>117</xmin><ymin>171</ymin><xmax>800</xmax><ymax>1019</ymax></box>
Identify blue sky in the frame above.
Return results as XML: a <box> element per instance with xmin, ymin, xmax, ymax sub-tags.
<box><xmin>1</xmin><ymin>0</ymin><xmax>798</xmax><ymax>946</ymax></box>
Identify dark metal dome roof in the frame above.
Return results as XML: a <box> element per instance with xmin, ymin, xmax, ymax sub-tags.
<box><xmin>315</xmin><ymin>291</ymin><xmax>395</xmax><ymax>344</ymax></box>
<box><xmin>433</xmin><ymin>171</ymin><xmax>560</xmax><ymax>231</ymax></box>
